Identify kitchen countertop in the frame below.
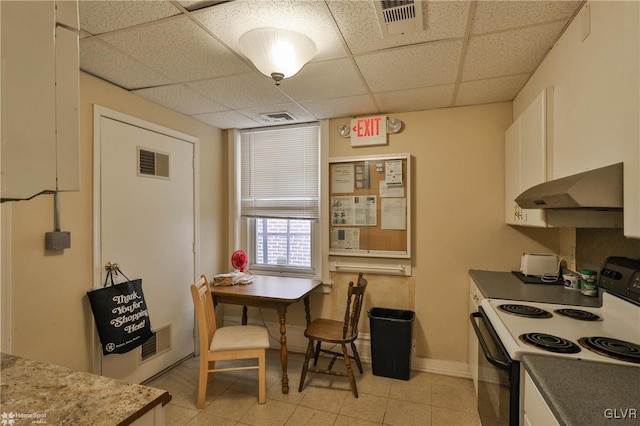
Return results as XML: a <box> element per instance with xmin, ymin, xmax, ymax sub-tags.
<box><xmin>469</xmin><ymin>269</ymin><xmax>602</xmax><ymax>307</ymax></box>
<box><xmin>0</xmin><ymin>353</ymin><xmax>171</xmax><ymax>425</ymax></box>
<box><xmin>522</xmin><ymin>355</ymin><xmax>640</xmax><ymax>425</ymax></box>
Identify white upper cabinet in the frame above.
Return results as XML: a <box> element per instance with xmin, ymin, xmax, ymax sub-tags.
<box><xmin>520</xmin><ymin>92</ymin><xmax>547</xmax><ymax>192</ymax></box>
<box><xmin>1</xmin><ymin>1</ymin><xmax>80</xmax><ymax>202</ymax></box>
<box><xmin>505</xmin><ymin>89</ymin><xmax>551</xmax><ymax>227</ymax></box>
<box><xmin>512</xmin><ymin>2</ymin><xmax>639</xmax><ymax>238</ymax></box>
<box><xmin>505</xmin><ymin>120</ymin><xmax>521</xmax><ymax>225</ymax></box>
<box><xmin>628</xmin><ymin>3</ymin><xmax>640</xmax><ymax>239</ymax></box>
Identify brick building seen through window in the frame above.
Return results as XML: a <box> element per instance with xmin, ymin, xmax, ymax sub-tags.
<box><xmin>254</xmin><ymin>219</ymin><xmax>311</xmax><ymax>267</ymax></box>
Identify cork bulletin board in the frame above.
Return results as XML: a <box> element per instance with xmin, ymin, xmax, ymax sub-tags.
<box><xmin>329</xmin><ymin>153</ymin><xmax>411</xmax><ymax>258</ymax></box>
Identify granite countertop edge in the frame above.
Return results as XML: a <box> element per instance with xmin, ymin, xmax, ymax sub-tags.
<box><xmin>0</xmin><ymin>353</ymin><xmax>172</xmax><ymax>425</ymax></box>
<box><xmin>522</xmin><ymin>355</ymin><xmax>640</xmax><ymax>426</ymax></box>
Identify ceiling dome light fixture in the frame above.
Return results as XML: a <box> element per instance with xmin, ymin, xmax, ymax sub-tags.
<box><xmin>238</xmin><ymin>27</ymin><xmax>317</xmax><ymax>86</ymax></box>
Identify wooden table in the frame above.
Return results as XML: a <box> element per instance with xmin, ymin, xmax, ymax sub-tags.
<box><xmin>210</xmin><ymin>275</ymin><xmax>322</xmax><ymax>394</ymax></box>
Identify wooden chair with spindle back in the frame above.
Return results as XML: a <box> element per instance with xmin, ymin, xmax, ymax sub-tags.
<box><xmin>298</xmin><ymin>272</ymin><xmax>368</xmax><ymax>397</ymax></box>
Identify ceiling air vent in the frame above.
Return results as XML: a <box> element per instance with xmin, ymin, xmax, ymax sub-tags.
<box><xmin>138</xmin><ymin>147</ymin><xmax>170</xmax><ymax>179</ymax></box>
<box><xmin>374</xmin><ymin>0</ymin><xmax>425</xmax><ymax>37</ymax></box>
<box><xmin>259</xmin><ymin>111</ymin><xmax>296</xmax><ymax>124</ymax></box>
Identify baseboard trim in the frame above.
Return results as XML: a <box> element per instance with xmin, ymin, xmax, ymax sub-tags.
<box><xmin>222</xmin><ymin>315</ymin><xmax>471</xmax><ymax>380</ymax></box>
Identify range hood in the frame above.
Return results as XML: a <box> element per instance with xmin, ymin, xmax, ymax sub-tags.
<box><xmin>516</xmin><ymin>162</ymin><xmax>623</xmax><ymax>209</ymax></box>
<box><xmin>515</xmin><ymin>163</ymin><xmax>623</xmax><ymax>228</ymax></box>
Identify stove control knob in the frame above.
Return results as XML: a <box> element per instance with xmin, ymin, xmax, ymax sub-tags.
<box><xmin>601</xmin><ymin>268</ymin><xmax>621</xmax><ymax>280</ymax></box>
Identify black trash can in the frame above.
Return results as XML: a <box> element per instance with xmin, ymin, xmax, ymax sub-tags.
<box><xmin>368</xmin><ymin>307</ymin><xmax>415</xmax><ymax>380</ymax></box>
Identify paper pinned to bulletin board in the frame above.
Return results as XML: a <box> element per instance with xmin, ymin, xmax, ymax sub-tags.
<box><xmin>381</xmin><ymin>198</ymin><xmax>406</xmax><ymax>230</ymax></box>
<box><xmin>385</xmin><ymin>159</ymin><xmax>403</xmax><ymax>186</ymax></box>
<box><xmin>332</xmin><ymin>163</ymin><xmax>354</xmax><ymax>193</ymax></box>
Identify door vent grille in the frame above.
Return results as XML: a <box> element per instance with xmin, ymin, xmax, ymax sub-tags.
<box><xmin>140</xmin><ymin>324</ymin><xmax>172</xmax><ymax>363</ymax></box>
<box><xmin>138</xmin><ymin>147</ymin><xmax>170</xmax><ymax>179</ymax></box>
<box><xmin>374</xmin><ymin>0</ymin><xmax>424</xmax><ymax>36</ymax></box>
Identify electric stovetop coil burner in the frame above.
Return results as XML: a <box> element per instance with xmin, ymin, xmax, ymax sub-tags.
<box><xmin>578</xmin><ymin>337</ymin><xmax>640</xmax><ymax>364</ymax></box>
<box><xmin>498</xmin><ymin>304</ymin><xmax>553</xmax><ymax>318</ymax></box>
<box><xmin>519</xmin><ymin>332</ymin><xmax>582</xmax><ymax>354</ymax></box>
<box><xmin>554</xmin><ymin>308</ymin><xmax>602</xmax><ymax>321</ymax></box>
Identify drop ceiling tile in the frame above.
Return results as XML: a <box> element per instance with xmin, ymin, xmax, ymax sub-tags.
<box><xmin>327</xmin><ymin>0</ymin><xmax>469</xmax><ymax>54</ymax></box>
<box><xmin>100</xmin><ymin>16</ymin><xmax>251</xmax><ymax>82</ymax></box>
<box><xmin>75</xmin><ymin>0</ymin><xmax>583</xmax><ymax>127</ymax></box>
<box><xmin>192</xmin><ymin>110</ymin><xmax>262</xmax><ymax>130</ymax></box>
<box><xmin>455</xmin><ymin>74</ymin><xmax>530</xmax><ymax>106</ymax></box>
<box><xmin>300</xmin><ymin>95</ymin><xmax>379</xmax><ymax>120</ymax></box>
<box><xmin>356</xmin><ymin>40</ymin><xmax>463</xmax><ymax>93</ymax></box>
<box><xmin>193</xmin><ymin>0</ymin><xmax>348</xmax><ymax>61</ymax></box>
<box><xmin>374</xmin><ymin>85</ymin><xmax>455</xmax><ymax>113</ymax></box>
<box><xmin>79</xmin><ymin>0</ymin><xmax>181</xmax><ymax>35</ymax></box>
<box><xmin>187</xmin><ymin>73</ymin><xmax>291</xmax><ymax>109</ymax></box>
<box><xmin>178</xmin><ymin>1</ymin><xmax>225</xmax><ymax>12</ymax></box>
<box><xmin>278</xmin><ymin>59</ymin><xmax>368</xmax><ymax>102</ymax></box>
<box><xmin>462</xmin><ymin>21</ymin><xmax>567</xmax><ymax>81</ymax></box>
<box><xmin>132</xmin><ymin>84</ymin><xmax>226</xmax><ymax>115</ymax></box>
<box><xmin>237</xmin><ymin>103</ymin><xmax>316</xmax><ymax>126</ymax></box>
<box><xmin>472</xmin><ymin>0</ymin><xmax>581</xmax><ymax>35</ymax></box>
<box><xmin>80</xmin><ymin>38</ymin><xmax>174</xmax><ymax>90</ymax></box>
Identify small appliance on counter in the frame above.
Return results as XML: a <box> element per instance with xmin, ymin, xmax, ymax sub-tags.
<box><xmin>520</xmin><ymin>253</ymin><xmax>558</xmax><ymax>276</ymax></box>
<box><xmin>512</xmin><ymin>253</ymin><xmax>562</xmax><ymax>285</ymax></box>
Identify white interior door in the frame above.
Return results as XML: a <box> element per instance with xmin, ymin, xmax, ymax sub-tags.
<box><xmin>98</xmin><ymin>115</ymin><xmax>196</xmax><ymax>383</ymax></box>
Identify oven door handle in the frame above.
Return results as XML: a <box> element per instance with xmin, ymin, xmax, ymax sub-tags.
<box><xmin>470</xmin><ymin>312</ymin><xmax>510</xmax><ymax>370</ymax></box>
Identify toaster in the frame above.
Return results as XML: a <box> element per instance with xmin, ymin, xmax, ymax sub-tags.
<box><xmin>520</xmin><ymin>253</ymin><xmax>559</xmax><ymax>277</ymax></box>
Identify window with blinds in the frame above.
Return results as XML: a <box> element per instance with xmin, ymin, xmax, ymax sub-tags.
<box><xmin>239</xmin><ymin>123</ymin><xmax>320</xmax><ymax>273</ymax></box>
<box><xmin>240</xmin><ymin>124</ymin><xmax>320</xmax><ymax>220</ymax></box>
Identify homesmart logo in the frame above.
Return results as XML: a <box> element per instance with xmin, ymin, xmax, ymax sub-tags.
<box><xmin>1</xmin><ymin>412</ymin><xmax>47</xmax><ymax>425</ymax></box>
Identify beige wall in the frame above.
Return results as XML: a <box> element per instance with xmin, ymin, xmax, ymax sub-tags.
<box><xmin>6</xmin><ymin>73</ymin><xmax>226</xmax><ymax>372</ymax></box>
<box><xmin>327</xmin><ymin>103</ymin><xmax>562</xmax><ymax>363</ymax></box>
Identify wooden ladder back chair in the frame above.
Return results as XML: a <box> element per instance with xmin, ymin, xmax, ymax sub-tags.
<box><xmin>298</xmin><ymin>273</ymin><xmax>368</xmax><ymax>397</ymax></box>
<box><xmin>190</xmin><ymin>275</ymin><xmax>269</xmax><ymax>408</ymax></box>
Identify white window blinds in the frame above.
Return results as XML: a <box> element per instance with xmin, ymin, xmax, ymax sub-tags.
<box><xmin>240</xmin><ymin>124</ymin><xmax>320</xmax><ymax>220</ymax></box>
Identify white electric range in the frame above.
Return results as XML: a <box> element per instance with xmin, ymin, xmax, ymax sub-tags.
<box><xmin>471</xmin><ymin>256</ymin><xmax>640</xmax><ymax>426</ymax></box>
<box><xmin>481</xmin><ymin>291</ymin><xmax>640</xmax><ymax>366</ymax></box>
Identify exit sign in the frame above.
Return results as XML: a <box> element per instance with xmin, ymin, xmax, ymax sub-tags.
<box><xmin>350</xmin><ymin>115</ymin><xmax>387</xmax><ymax>147</ymax></box>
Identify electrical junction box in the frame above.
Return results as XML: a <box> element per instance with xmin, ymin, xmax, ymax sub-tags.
<box><xmin>46</xmin><ymin>231</ymin><xmax>71</xmax><ymax>251</ymax></box>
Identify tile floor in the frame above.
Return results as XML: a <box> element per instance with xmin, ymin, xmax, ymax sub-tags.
<box><xmin>146</xmin><ymin>349</ymin><xmax>480</xmax><ymax>425</ymax></box>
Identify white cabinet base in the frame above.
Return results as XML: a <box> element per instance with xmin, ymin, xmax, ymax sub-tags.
<box><xmin>523</xmin><ymin>371</ymin><xmax>559</xmax><ymax>426</ymax></box>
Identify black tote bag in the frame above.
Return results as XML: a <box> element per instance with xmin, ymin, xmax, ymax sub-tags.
<box><xmin>87</xmin><ymin>270</ymin><xmax>154</xmax><ymax>355</ymax></box>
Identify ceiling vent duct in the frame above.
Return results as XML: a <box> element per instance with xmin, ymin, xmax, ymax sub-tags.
<box><xmin>260</xmin><ymin>111</ymin><xmax>296</xmax><ymax>124</ymax></box>
<box><xmin>374</xmin><ymin>0</ymin><xmax>425</xmax><ymax>37</ymax></box>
